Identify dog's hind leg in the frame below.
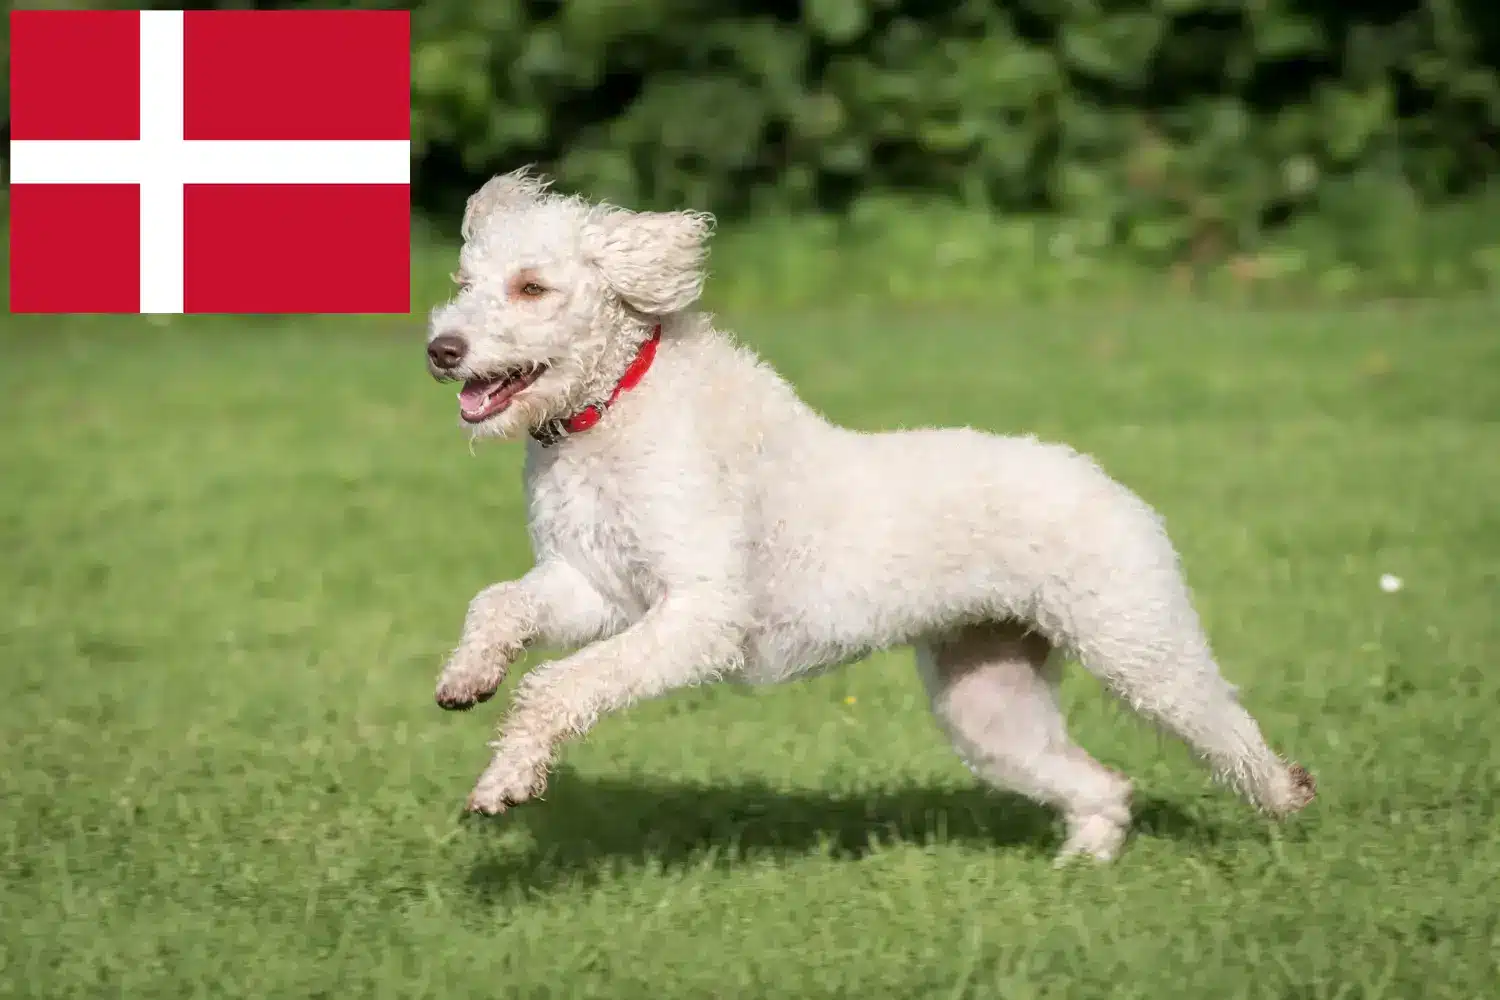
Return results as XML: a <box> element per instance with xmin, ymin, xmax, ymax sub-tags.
<box><xmin>1043</xmin><ymin>547</ymin><xmax>1316</xmax><ymax>819</ymax></box>
<box><xmin>916</xmin><ymin>622</ymin><xmax>1134</xmax><ymax>864</ymax></box>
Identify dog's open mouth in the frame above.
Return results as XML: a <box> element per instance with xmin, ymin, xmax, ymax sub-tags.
<box><xmin>458</xmin><ymin>364</ymin><xmax>547</xmax><ymax>423</ymax></box>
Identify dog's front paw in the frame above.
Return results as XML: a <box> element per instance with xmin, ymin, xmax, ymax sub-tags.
<box><xmin>465</xmin><ymin>754</ymin><xmax>550</xmax><ymax>815</ymax></box>
<box><xmin>434</xmin><ymin>648</ymin><xmax>508</xmax><ymax>711</ymax></box>
<box><xmin>435</xmin><ymin>670</ymin><xmax>502</xmax><ymax>711</ymax></box>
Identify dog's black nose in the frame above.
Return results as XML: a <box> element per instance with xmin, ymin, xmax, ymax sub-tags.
<box><xmin>427</xmin><ymin>333</ymin><xmax>468</xmax><ymax>370</ymax></box>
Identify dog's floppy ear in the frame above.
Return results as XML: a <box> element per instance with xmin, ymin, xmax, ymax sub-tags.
<box><xmin>583</xmin><ymin>205</ymin><xmax>715</xmax><ymax>315</ymax></box>
<box><xmin>461</xmin><ymin>167</ymin><xmax>552</xmax><ymax>241</ymax></box>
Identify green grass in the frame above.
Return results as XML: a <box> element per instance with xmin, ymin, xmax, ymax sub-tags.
<box><xmin>2</xmin><ymin>297</ymin><xmax>1499</xmax><ymax>998</ymax></box>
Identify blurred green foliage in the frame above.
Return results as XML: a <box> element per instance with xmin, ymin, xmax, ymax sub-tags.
<box><xmin>398</xmin><ymin>0</ymin><xmax>1500</xmax><ymax>272</ymax></box>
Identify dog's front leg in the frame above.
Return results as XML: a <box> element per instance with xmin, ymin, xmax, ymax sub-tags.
<box><xmin>465</xmin><ymin>589</ymin><xmax>744</xmax><ymax>814</ymax></box>
<box><xmin>435</xmin><ymin>559</ymin><xmax>623</xmax><ymax>710</ymax></box>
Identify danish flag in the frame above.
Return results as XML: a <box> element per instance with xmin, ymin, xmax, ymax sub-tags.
<box><xmin>8</xmin><ymin>9</ymin><xmax>411</xmax><ymax>314</ymax></box>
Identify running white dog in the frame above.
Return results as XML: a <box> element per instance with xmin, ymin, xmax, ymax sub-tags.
<box><xmin>424</xmin><ymin>168</ymin><xmax>1314</xmax><ymax>862</ymax></box>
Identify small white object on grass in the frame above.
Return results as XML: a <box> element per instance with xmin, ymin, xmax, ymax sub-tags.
<box><xmin>1379</xmin><ymin>573</ymin><xmax>1403</xmax><ymax>593</ymax></box>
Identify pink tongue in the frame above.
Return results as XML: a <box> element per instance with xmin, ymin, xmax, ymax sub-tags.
<box><xmin>459</xmin><ymin>377</ymin><xmax>502</xmax><ymax>410</ymax></box>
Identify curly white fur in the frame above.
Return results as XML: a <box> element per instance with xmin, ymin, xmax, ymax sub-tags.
<box><xmin>424</xmin><ymin>168</ymin><xmax>1315</xmax><ymax>862</ymax></box>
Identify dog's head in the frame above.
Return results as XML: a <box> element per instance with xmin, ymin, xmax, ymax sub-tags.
<box><xmin>425</xmin><ymin>167</ymin><xmax>714</xmax><ymax>442</ymax></box>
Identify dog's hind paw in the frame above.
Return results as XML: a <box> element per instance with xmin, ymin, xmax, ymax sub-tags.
<box><xmin>1054</xmin><ymin>811</ymin><xmax>1129</xmax><ymax>866</ymax></box>
<box><xmin>1284</xmin><ymin>762</ymin><xmax>1316</xmax><ymax>812</ymax></box>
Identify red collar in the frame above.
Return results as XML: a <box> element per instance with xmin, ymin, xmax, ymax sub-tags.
<box><xmin>531</xmin><ymin>325</ymin><xmax>661</xmax><ymax>447</ymax></box>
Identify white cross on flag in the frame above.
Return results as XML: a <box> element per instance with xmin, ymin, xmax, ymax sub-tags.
<box><xmin>8</xmin><ymin>9</ymin><xmax>411</xmax><ymax>314</ymax></box>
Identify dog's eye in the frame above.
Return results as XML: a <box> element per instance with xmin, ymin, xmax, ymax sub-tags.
<box><xmin>520</xmin><ymin>282</ymin><xmax>546</xmax><ymax>297</ymax></box>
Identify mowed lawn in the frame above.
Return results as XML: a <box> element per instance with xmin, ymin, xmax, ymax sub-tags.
<box><xmin>2</xmin><ymin>299</ymin><xmax>1498</xmax><ymax>998</ymax></box>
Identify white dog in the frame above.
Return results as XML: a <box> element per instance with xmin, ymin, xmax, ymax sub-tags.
<box><xmin>424</xmin><ymin>168</ymin><xmax>1314</xmax><ymax>862</ymax></box>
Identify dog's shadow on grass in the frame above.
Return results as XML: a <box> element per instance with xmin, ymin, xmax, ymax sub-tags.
<box><xmin>463</xmin><ymin>768</ymin><xmax>1223</xmax><ymax>899</ymax></box>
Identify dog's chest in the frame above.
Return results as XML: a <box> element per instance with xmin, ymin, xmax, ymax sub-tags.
<box><xmin>525</xmin><ymin>451</ymin><xmax>658</xmax><ymax>616</ymax></box>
